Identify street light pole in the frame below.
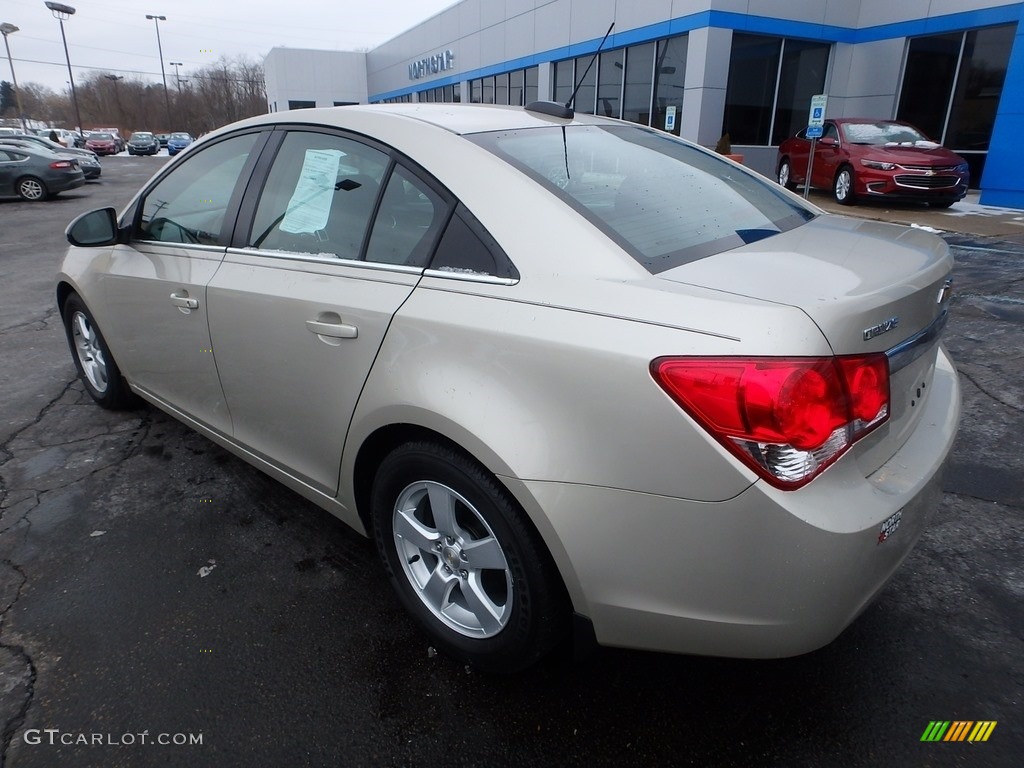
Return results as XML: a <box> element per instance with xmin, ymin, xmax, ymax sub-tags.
<box><xmin>104</xmin><ymin>73</ymin><xmax>123</xmax><ymax>127</ymax></box>
<box><xmin>0</xmin><ymin>22</ymin><xmax>28</xmax><ymax>131</ymax></box>
<box><xmin>170</xmin><ymin>60</ymin><xmax>183</xmax><ymax>92</ymax></box>
<box><xmin>44</xmin><ymin>3</ymin><xmax>84</xmax><ymax>142</ymax></box>
<box><xmin>145</xmin><ymin>14</ymin><xmax>171</xmax><ymax>128</ymax></box>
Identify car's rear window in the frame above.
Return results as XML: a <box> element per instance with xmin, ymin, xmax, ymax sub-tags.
<box><xmin>469</xmin><ymin>125</ymin><xmax>814</xmax><ymax>273</ymax></box>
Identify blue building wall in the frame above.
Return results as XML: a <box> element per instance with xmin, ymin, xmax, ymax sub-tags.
<box><xmin>981</xmin><ymin>3</ymin><xmax>1024</xmax><ymax>208</ymax></box>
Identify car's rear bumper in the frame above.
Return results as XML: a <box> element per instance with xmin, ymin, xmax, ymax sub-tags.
<box><xmin>510</xmin><ymin>346</ymin><xmax>960</xmax><ymax>658</ymax></box>
<box><xmin>49</xmin><ymin>173</ymin><xmax>86</xmax><ymax>193</ymax></box>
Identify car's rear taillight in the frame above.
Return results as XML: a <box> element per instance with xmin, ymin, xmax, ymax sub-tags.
<box><xmin>49</xmin><ymin>160</ymin><xmax>74</xmax><ymax>169</ymax></box>
<box><xmin>651</xmin><ymin>355</ymin><xmax>890</xmax><ymax>489</ymax></box>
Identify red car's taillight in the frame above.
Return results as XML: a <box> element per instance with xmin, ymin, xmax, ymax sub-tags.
<box><xmin>49</xmin><ymin>160</ymin><xmax>74</xmax><ymax>169</ymax></box>
<box><xmin>651</xmin><ymin>355</ymin><xmax>890</xmax><ymax>489</ymax></box>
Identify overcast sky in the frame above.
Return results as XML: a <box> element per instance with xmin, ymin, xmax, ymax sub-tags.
<box><xmin>2</xmin><ymin>0</ymin><xmax>458</xmax><ymax>92</ymax></box>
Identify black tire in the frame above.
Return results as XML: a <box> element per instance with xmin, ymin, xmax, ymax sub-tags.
<box><xmin>371</xmin><ymin>441</ymin><xmax>569</xmax><ymax>672</ymax></box>
<box><xmin>929</xmin><ymin>199</ymin><xmax>956</xmax><ymax>209</ymax></box>
<box><xmin>16</xmin><ymin>176</ymin><xmax>48</xmax><ymax>202</ymax></box>
<box><xmin>833</xmin><ymin>166</ymin><xmax>856</xmax><ymax>206</ymax></box>
<box><xmin>777</xmin><ymin>159</ymin><xmax>797</xmax><ymax>191</ymax></box>
<box><xmin>62</xmin><ymin>293</ymin><xmax>136</xmax><ymax>409</ymax></box>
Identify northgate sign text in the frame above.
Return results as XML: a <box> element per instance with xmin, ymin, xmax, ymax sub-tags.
<box><xmin>409</xmin><ymin>50</ymin><xmax>455</xmax><ymax>80</ymax></box>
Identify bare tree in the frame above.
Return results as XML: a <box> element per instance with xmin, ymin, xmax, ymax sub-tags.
<box><xmin>16</xmin><ymin>55</ymin><xmax>267</xmax><ymax>136</ymax></box>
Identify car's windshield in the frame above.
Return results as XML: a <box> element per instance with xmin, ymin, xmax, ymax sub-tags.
<box><xmin>470</xmin><ymin>124</ymin><xmax>815</xmax><ymax>273</ymax></box>
<box><xmin>133</xmin><ymin>133</ymin><xmax>154</xmax><ymax>139</ymax></box>
<box><xmin>91</xmin><ymin>133</ymin><xmax>113</xmax><ymax>140</ymax></box>
<box><xmin>843</xmin><ymin>122</ymin><xmax>931</xmax><ymax>146</ymax></box>
<box><xmin>170</xmin><ymin>133</ymin><xmax>190</xmax><ymax>139</ymax></box>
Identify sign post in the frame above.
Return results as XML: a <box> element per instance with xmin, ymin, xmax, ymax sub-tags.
<box><xmin>803</xmin><ymin>94</ymin><xmax>827</xmax><ymax>200</ymax></box>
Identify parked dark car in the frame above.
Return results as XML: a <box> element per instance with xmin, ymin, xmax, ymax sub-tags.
<box><xmin>85</xmin><ymin>133</ymin><xmax>119</xmax><ymax>156</ymax></box>
<box><xmin>156</xmin><ymin>133</ymin><xmax>170</xmax><ymax>148</ymax></box>
<box><xmin>128</xmin><ymin>131</ymin><xmax>160</xmax><ymax>156</ymax></box>
<box><xmin>776</xmin><ymin>118</ymin><xmax>970</xmax><ymax>208</ymax></box>
<box><xmin>166</xmin><ymin>132</ymin><xmax>193</xmax><ymax>156</ymax></box>
<box><xmin>0</xmin><ymin>135</ymin><xmax>102</xmax><ymax>179</ymax></box>
<box><xmin>0</xmin><ymin>143</ymin><xmax>85</xmax><ymax>200</ymax></box>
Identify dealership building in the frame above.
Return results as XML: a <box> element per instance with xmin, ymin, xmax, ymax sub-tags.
<box><xmin>263</xmin><ymin>0</ymin><xmax>1024</xmax><ymax>209</ymax></box>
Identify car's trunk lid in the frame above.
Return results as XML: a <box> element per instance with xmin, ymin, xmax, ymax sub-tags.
<box><xmin>657</xmin><ymin>214</ymin><xmax>954</xmax><ymax>476</ymax></box>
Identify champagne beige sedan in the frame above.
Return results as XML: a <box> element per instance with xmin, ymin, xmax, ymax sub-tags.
<box><xmin>57</xmin><ymin>103</ymin><xmax>960</xmax><ymax>671</ymax></box>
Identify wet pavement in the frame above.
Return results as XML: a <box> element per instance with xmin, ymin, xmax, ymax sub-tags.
<box><xmin>1</xmin><ymin>159</ymin><xmax>1021</xmax><ymax>767</ymax></box>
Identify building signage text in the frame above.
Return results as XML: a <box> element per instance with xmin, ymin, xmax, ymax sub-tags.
<box><xmin>409</xmin><ymin>49</ymin><xmax>455</xmax><ymax>80</ymax></box>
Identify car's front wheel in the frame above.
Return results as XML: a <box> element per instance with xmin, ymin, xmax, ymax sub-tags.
<box><xmin>16</xmin><ymin>176</ymin><xmax>48</xmax><ymax>201</ymax></box>
<box><xmin>777</xmin><ymin>159</ymin><xmax>797</xmax><ymax>190</ymax></box>
<box><xmin>62</xmin><ymin>293</ymin><xmax>136</xmax><ymax>409</ymax></box>
<box><xmin>834</xmin><ymin>166</ymin><xmax>856</xmax><ymax>205</ymax></box>
<box><xmin>371</xmin><ymin>441</ymin><xmax>568</xmax><ymax>672</ymax></box>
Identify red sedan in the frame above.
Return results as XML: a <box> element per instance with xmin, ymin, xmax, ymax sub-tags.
<box><xmin>85</xmin><ymin>132</ymin><xmax>119</xmax><ymax>156</ymax></box>
<box><xmin>776</xmin><ymin>119</ymin><xmax>969</xmax><ymax>208</ymax></box>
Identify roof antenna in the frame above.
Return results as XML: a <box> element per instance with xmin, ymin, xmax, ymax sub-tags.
<box><xmin>525</xmin><ymin>22</ymin><xmax>614</xmax><ymax>120</ymax></box>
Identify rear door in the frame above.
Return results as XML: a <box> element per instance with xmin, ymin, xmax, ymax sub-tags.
<box><xmin>207</xmin><ymin>129</ymin><xmax>451</xmax><ymax>494</ymax></box>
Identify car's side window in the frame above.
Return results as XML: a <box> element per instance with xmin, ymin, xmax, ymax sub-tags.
<box><xmin>248</xmin><ymin>132</ymin><xmax>389</xmax><ymax>259</ymax></box>
<box><xmin>0</xmin><ymin>149</ymin><xmax>25</xmax><ymax>162</ymax></box>
<box><xmin>824</xmin><ymin>123</ymin><xmax>839</xmax><ymax>142</ymax></box>
<box><xmin>364</xmin><ymin>165</ymin><xmax>449</xmax><ymax>267</ymax></box>
<box><xmin>136</xmin><ymin>132</ymin><xmax>259</xmax><ymax>245</ymax></box>
<box><xmin>428</xmin><ymin>203</ymin><xmax>518</xmax><ymax>279</ymax></box>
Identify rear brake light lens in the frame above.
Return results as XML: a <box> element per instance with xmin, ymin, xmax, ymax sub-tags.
<box><xmin>49</xmin><ymin>160</ymin><xmax>74</xmax><ymax>169</ymax></box>
<box><xmin>651</xmin><ymin>355</ymin><xmax>890</xmax><ymax>489</ymax></box>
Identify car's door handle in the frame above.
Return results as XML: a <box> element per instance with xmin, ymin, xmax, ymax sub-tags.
<box><xmin>305</xmin><ymin>319</ymin><xmax>358</xmax><ymax>339</ymax></box>
<box><xmin>169</xmin><ymin>292</ymin><xmax>199</xmax><ymax>309</ymax></box>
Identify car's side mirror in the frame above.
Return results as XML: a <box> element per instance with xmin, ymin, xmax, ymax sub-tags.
<box><xmin>66</xmin><ymin>207</ymin><xmax>124</xmax><ymax>247</ymax></box>
<box><xmin>819</xmin><ymin>137</ymin><xmax>838</xmax><ymax>147</ymax></box>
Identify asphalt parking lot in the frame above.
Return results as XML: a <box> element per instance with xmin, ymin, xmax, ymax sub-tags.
<box><xmin>1</xmin><ymin>157</ymin><xmax>1021</xmax><ymax>768</ymax></box>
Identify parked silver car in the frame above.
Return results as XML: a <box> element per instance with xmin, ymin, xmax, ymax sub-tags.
<box><xmin>57</xmin><ymin>104</ymin><xmax>960</xmax><ymax>671</ymax></box>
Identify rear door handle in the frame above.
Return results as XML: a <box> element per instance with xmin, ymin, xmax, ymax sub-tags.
<box><xmin>305</xmin><ymin>319</ymin><xmax>358</xmax><ymax>339</ymax></box>
<box><xmin>169</xmin><ymin>292</ymin><xmax>199</xmax><ymax>309</ymax></box>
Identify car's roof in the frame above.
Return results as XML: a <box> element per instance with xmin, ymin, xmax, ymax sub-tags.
<box><xmin>0</xmin><ymin>142</ymin><xmax>62</xmax><ymax>158</ymax></box>
<box><xmin>222</xmin><ymin>103</ymin><xmax>621</xmax><ymax>138</ymax></box>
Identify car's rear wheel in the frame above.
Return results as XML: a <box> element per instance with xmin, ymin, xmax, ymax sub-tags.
<box><xmin>371</xmin><ymin>441</ymin><xmax>568</xmax><ymax>672</ymax></box>
<box><xmin>833</xmin><ymin>166</ymin><xmax>855</xmax><ymax>205</ymax></box>
<box><xmin>62</xmin><ymin>293</ymin><xmax>136</xmax><ymax>409</ymax></box>
<box><xmin>778</xmin><ymin>159</ymin><xmax>797</xmax><ymax>190</ymax></box>
<box><xmin>16</xmin><ymin>176</ymin><xmax>47</xmax><ymax>202</ymax></box>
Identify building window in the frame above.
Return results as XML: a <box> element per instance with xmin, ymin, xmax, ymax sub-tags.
<box><xmin>495</xmin><ymin>72</ymin><xmax>509</xmax><ymax>105</ymax></box>
<box><xmin>468</xmin><ymin>67</ymin><xmax>535</xmax><ymax>105</ymax></box>
<box><xmin>623</xmin><ymin>42</ymin><xmax>656</xmax><ymax>127</ymax></box>
<box><xmin>772</xmin><ymin>39</ymin><xmax>831</xmax><ymax>145</ymax></box>
<box><xmin>509</xmin><ymin>69</ymin><xmax>524</xmax><ymax>106</ymax></box>
<box><xmin>723</xmin><ymin>34</ymin><xmax>830</xmax><ymax>146</ymax></box>
<box><xmin>525</xmin><ymin>67</ymin><xmax>538</xmax><ymax>104</ymax></box>
<box><xmin>898</xmin><ymin>24</ymin><xmax>1015</xmax><ymax>184</ymax></box>
<box><xmin>553</xmin><ymin>60</ymin><xmax>574</xmax><ymax>106</ymax></box>
<box><xmin>553</xmin><ymin>35</ymin><xmax>687</xmax><ymax>127</ymax></box>
<box><xmin>287</xmin><ymin>100</ymin><xmax>316</xmax><ymax>109</ymax></box>
<box><xmin>653</xmin><ymin>36</ymin><xmax>687</xmax><ymax>135</ymax></box>
<box><xmin>597</xmin><ymin>49</ymin><xmax>624</xmax><ymax>118</ymax></box>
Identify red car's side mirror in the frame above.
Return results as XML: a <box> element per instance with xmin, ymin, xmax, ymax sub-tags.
<box><xmin>819</xmin><ymin>137</ymin><xmax>838</xmax><ymax>147</ymax></box>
